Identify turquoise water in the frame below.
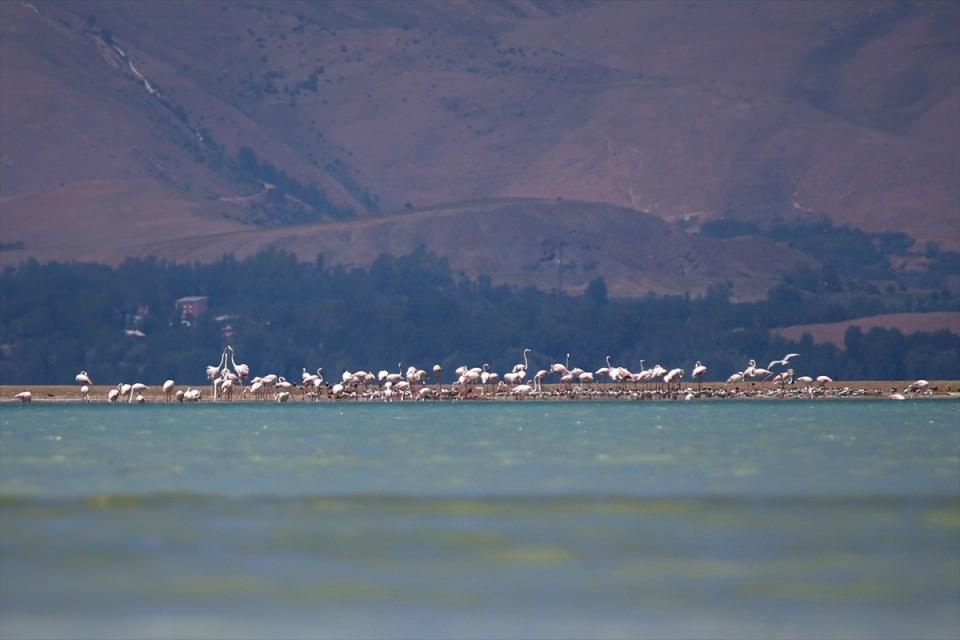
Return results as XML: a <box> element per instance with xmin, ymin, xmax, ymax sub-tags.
<box><xmin>1</xmin><ymin>401</ymin><xmax>958</xmax><ymax>638</ymax></box>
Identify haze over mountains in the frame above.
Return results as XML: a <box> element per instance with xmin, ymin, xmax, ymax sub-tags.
<box><xmin>1</xmin><ymin>0</ymin><xmax>957</xmax><ymax>299</ymax></box>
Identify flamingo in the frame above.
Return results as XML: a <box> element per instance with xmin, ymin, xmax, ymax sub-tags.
<box><xmin>260</xmin><ymin>374</ymin><xmax>278</xmax><ymax>398</ymax></box>
<box><xmin>245</xmin><ymin>379</ymin><xmax>264</xmax><ymax>401</ymax></box>
<box><xmin>551</xmin><ymin>353</ymin><xmax>571</xmax><ymax>376</ymax></box>
<box><xmin>80</xmin><ymin>385</ymin><xmax>90</xmax><ymax>402</ymax></box>
<box><xmin>226</xmin><ymin>346</ymin><xmax>250</xmax><ymax>381</ymax></box>
<box><xmin>129</xmin><ymin>383</ymin><xmax>148</xmax><ymax>403</ymax></box>
<box><xmin>905</xmin><ymin>379</ymin><xmax>929</xmax><ymax>394</ymax></box>
<box><xmin>175</xmin><ymin>389</ymin><xmax>185</xmax><ymax>403</ymax></box>
<box><xmin>75</xmin><ymin>371</ymin><xmax>92</xmax><ymax>385</ymax></box>
<box><xmin>162</xmin><ymin>379</ymin><xmax>176</xmax><ymax>402</ymax></box>
<box><xmin>511</xmin><ymin>384</ymin><xmax>533</xmax><ymax>399</ymax></box>
<box><xmin>691</xmin><ymin>361</ymin><xmax>707</xmax><ymax>392</ymax></box>
<box><xmin>726</xmin><ymin>371</ymin><xmax>744</xmax><ymax>384</ymax></box>
<box><xmin>220</xmin><ymin>378</ymin><xmax>235</xmax><ymax>401</ymax></box>
<box><xmin>816</xmin><ymin>375</ymin><xmax>833</xmax><ymax>386</ymax></box>
<box><xmin>768</xmin><ymin>353</ymin><xmax>801</xmax><ymax>370</ymax></box>
<box><xmin>744</xmin><ymin>359</ymin><xmax>771</xmax><ymax>379</ymax></box>
<box><xmin>207</xmin><ymin>349</ymin><xmax>228</xmax><ymax>399</ymax></box>
<box><xmin>663</xmin><ymin>368</ymin><xmax>684</xmax><ymax>394</ymax></box>
<box><xmin>433</xmin><ymin>364</ymin><xmax>443</xmax><ymax>389</ymax></box>
<box><xmin>14</xmin><ymin>391</ymin><xmax>31</xmax><ymax>403</ymax></box>
<box><xmin>512</xmin><ymin>348</ymin><xmax>532</xmax><ymax>373</ymax></box>
<box><xmin>107</xmin><ymin>388</ymin><xmax>120</xmax><ymax>403</ymax></box>
<box><xmin>533</xmin><ymin>369</ymin><xmax>548</xmax><ymax>393</ymax></box>
<box><xmin>378</xmin><ymin>363</ymin><xmax>403</xmax><ymax>386</ymax></box>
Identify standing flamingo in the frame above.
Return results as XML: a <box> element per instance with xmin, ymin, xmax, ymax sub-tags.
<box><xmin>226</xmin><ymin>346</ymin><xmax>250</xmax><ymax>381</ymax></box>
<box><xmin>207</xmin><ymin>349</ymin><xmax>228</xmax><ymax>400</ymax></box>
<box><xmin>691</xmin><ymin>361</ymin><xmax>707</xmax><ymax>392</ymax></box>
<box><xmin>129</xmin><ymin>383</ymin><xmax>148</xmax><ymax>403</ymax></box>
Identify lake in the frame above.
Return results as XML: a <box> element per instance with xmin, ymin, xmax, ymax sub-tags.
<box><xmin>1</xmin><ymin>401</ymin><xmax>958</xmax><ymax>638</ymax></box>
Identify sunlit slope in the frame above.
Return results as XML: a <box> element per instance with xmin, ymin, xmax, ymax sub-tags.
<box><xmin>1</xmin><ymin>0</ymin><xmax>956</xmax><ymax>281</ymax></box>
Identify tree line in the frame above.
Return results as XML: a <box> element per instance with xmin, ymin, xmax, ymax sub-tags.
<box><xmin>0</xmin><ymin>248</ymin><xmax>957</xmax><ymax>385</ymax></box>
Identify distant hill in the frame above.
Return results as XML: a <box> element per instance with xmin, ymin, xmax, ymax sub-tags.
<box><xmin>775</xmin><ymin>311</ymin><xmax>960</xmax><ymax>347</ymax></box>
<box><xmin>1</xmin><ymin>0</ymin><xmax>957</xmax><ymax>296</ymax></box>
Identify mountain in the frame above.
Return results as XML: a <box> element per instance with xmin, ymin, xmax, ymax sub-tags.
<box><xmin>1</xmin><ymin>0</ymin><xmax>957</xmax><ymax>297</ymax></box>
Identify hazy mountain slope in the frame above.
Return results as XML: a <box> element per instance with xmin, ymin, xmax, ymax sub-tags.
<box><xmin>1</xmin><ymin>0</ymin><xmax>957</xmax><ymax>285</ymax></box>
<box><xmin>4</xmin><ymin>199</ymin><xmax>809</xmax><ymax>301</ymax></box>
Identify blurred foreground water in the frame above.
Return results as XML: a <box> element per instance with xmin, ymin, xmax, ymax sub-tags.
<box><xmin>2</xmin><ymin>401</ymin><xmax>958</xmax><ymax>639</ymax></box>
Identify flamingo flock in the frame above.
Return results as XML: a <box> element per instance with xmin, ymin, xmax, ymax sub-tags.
<box><xmin>7</xmin><ymin>347</ymin><xmax>943</xmax><ymax>403</ymax></box>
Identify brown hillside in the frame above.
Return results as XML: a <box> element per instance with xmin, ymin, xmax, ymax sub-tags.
<box><xmin>1</xmin><ymin>0</ymin><xmax>957</xmax><ymax>287</ymax></box>
<box><xmin>775</xmin><ymin>312</ymin><xmax>960</xmax><ymax>347</ymax></box>
<box><xmin>2</xmin><ymin>199</ymin><xmax>810</xmax><ymax>301</ymax></box>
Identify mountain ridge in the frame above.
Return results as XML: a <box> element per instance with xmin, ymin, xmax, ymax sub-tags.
<box><xmin>1</xmin><ymin>0</ymin><xmax>957</xmax><ymax>297</ymax></box>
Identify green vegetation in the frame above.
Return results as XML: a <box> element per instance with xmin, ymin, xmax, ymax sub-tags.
<box><xmin>234</xmin><ymin>146</ymin><xmax>357</xmax><ymax>224</ymax></box>
<box><xmin>1</xmin><ymin>249</ymin><xmax>957</xmax><ymax>385</ymax></box>
<box><xmin>700</xmin><ymin>215</ymin><xmax>957</xmax><ymax>293</ymax></box>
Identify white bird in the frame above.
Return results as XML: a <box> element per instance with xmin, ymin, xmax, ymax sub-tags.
<box><xmin>533</xmin><ymin>369</ymin><xmax>548</xmax><ymax>393</ymax></box>
<box><xmin>107</xmin><ymin>388</ymin><xmax>120</xmax><ymax>403</ymax></box>
<box><xmin>129</xmin><ymin>383</ymin><xmax>148</xmax><ymax>403</ymax></box>
<box><xmin>226</xmin><ymin>346</ymin><xmax>250</xmax><ymax>380</ymax></box>
<box><xmin>175</xmin><ymin>389</ymin><xmax>185</xmax><ymax>403</ymax></box>
<box><xmin>552</xmin><ymin>353</ymin><xmax>571</xmax><ymax>377</ymax></box>
<box><xmin>768</xmin><ymin>353</ymin><xmax>800</xmax><ymax>370</ymax></box>
<box><xmin>511</xmin><ymin>384</ymin><xmax>533</xmax><ymax>398</ymax></box>
<box><xmin>816</xmin><ymin>375</ymin><xmax>833</xmax><ymax>385</ymax></box>
<box><xmin>14</xmin><ymin>391</ymin><xmax>31</xmax><ymax>403</ymax></box>
<box><xmin>383</xmin><ymin>363</ymin><xmax>403</xmax><ymax>385</ymax></box>
<box><xmin>512</xmin><ymin>348</ymin><xmax>532</xmax><ymax>373</ymax></box>
<box><xmin>220</xmin><ymin>378</ymin><xmax>235</xmax><ymax>401</ymax></box>
<box><xmin>162</xmin><ymin>379</ymin><xmax>176</xmax><ymax>401</ymax></box>
<box><xmin>795</xmin><ymin>375</ymin><xmax>814</xmax><ymax>384</ymax></box>
<box><xmin>726</xmin><ymin>371</ymin><xmax>744</xmax><ymax>384</ymax></box>
<box><xmin>207</xmin><ymin>349</ymin><xmax>228</xmax><ymax>381</ymax></box>
<box><xmin>772</xmin><ymin>368</ymin><xmax>794</xmax><ymax>386</ymax></box>
<box><xmin>207</xmin><ymin>349</ymin><xmax>228</xmax><ymax>399</ymax></box>
<box><xmin>135</xmin><ymin>394</ymin><xmax>146</xmax><ymax>404</ymax></box>
<box><xmin>276</xmin><ymin>391</ymin><xmax>291</xmax><ymax>402</ymax></box>
<box><xmin>246</xmin><ymin>379</ymin><xmax>264</xmax><ymax>400</ymax></box>
<box><xmin>691</xmin><ymin>361</ymin><xmax>707</xmax><ymax>390</ymax></box>
<box><xmin>905</xmin><ymin>379</ymin><xmax>930</xmax><ymax>393</ymax></box>
<box><xmin>75</xmin><ymin>371</ymin><xmax>92</xmax><ymax>385</ymax></box>
<box><xmin>663</xmin><ymin>368</ymin><xmax>684</xmax><ymax>391</ymax></box>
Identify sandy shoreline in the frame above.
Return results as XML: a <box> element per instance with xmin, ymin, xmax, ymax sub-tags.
<box><xmin>2</xmin><ymin>381</ymin><xmax>958</xmax><ymax>404</ymax></box>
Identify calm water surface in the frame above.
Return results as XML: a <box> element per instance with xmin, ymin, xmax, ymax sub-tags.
<box><xmin>1</xmin><ymin>401</ymin><xmax>958</xmax><ymax>638</ymax></box>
